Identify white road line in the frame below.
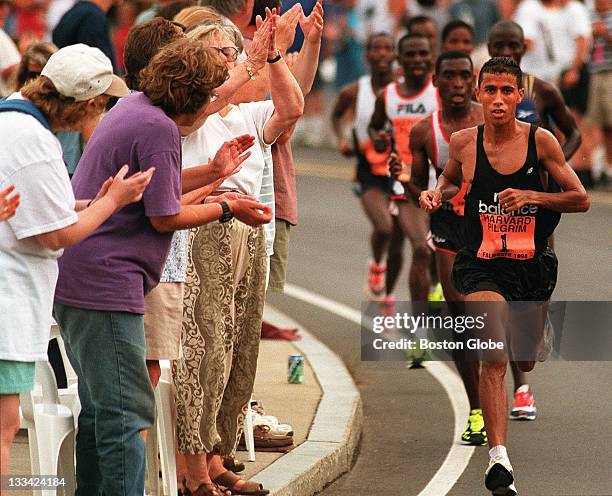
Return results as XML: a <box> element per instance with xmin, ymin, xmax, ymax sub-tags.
<box><xmin>283</xmin><ymin>282</ymin><xmax>475</xmax><ymax>496</ymax></box>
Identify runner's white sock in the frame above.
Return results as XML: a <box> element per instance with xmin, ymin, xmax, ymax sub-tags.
<box><xmin>489</xmin><ymin>445</ymin><xmax>508</xmax><ymax>460</ymax></box>
<box><xmin>516</xmin><ymin>384</ymin><xmax>529</xmax><ymax>393</ymax></box>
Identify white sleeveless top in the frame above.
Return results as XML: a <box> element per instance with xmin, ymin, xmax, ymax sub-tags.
<box><xmin>430</xmin><ymin>110</ymin><xmax>467</xmax><ymax>215</ymax></box>
<box><xmin>430</xmin><ymin>111</ymin><xmax>450</xmax><ymax>173</ymax></box>
<box><xmin>353</xmin><ymin>75</ymin><xmax>392</xmax><ymax>176</ymax></box>
<box><xmin>353</xmin><ymin>75</ymin><xmax>376</xmax><ymax>146</ymax></box>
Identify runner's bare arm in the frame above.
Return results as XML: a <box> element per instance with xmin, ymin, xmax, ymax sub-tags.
<box><xmin>409</xmin><ymin>119</ymin><xmax>430</xmax><ymax>188</ymax></box>
<box><xmin>331</xmin><ymin>83</ymin><xmax>357</xmax><ymax>155</ymax></box>
<box><xmin>404</xmin><ymin>119</ymin><xmax>430</xmax><ymax>199</ymax></box>
<box><xmin>420</xmin><ymin>130</ymin><xmax>467</xmax><ymax>212</ymax></box>
<box><xmin>498</xmin><ymin>129</ymin><xmax>590</xmax><ymax>213</ymax></box>
<box><xmin>539</xmin><ymin>79</ymin><xmax>581</xmax><ymax>160</ymax></box>
<box><xmin>367</xmin><ymin>93</ymin><xmax>389</xmax><ymax>152</ymax></box>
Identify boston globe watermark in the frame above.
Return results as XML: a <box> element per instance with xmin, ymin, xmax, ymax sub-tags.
<box><xmin>370</xmin><ymin>311</ymin><xmax>502</xmax><ymax>351</ymax></box>
<box><xmin>361</xmin><ymin>301</ymin><xmax>612</xmax><ymax>362</ymax></box>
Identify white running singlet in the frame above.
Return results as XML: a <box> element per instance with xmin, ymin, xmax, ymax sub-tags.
<box><xmin>431</xmin><ymin>110</ymin><xmax>450</xmax><ymax>173</ymax></box>
<box><xmin>430</xmin><ymin>110</ymin><xmax>467</xmax><ymax>215</ymax></box>
<box><xmin>353</xmin><ymin>75</ymin><xmax>390</xmax><ymax>176</ymax></box>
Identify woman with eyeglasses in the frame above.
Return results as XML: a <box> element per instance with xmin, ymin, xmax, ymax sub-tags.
<box><xmin>173</xmin><ymin>12</ymin><xmax>304</xmax><ymax>496</ymax></box>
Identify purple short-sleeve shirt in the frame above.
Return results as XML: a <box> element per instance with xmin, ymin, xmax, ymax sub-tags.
<box><xmin>55</xmin><ymin>93</ymin><xmax>182</xmax><ymax>314</ymax></box>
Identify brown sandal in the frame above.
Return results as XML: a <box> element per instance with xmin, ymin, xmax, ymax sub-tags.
<box><xmin>212</xmin><ymin>471</ymin><xmax>270</xmax><ymax>496</ymax></box>
<box><xmin>222</xmin><ymin>456</ymin><xmax>245</xmax><ymax>474</ymax></box>
<box><xmin>185</xmin><ymin>482</ymin><xmax>231</xmax><ymax>496</ymax></box>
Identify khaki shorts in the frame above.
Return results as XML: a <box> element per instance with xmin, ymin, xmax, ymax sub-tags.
<box><xmin>144</xmin><ymin>281</ymin><xmax>184</xmax><ymax>360</ymax></box>
<box><xmin>267</xmin><ymin>219</ymin><xmax>291</xmax><ymax>293</ymax></box>
<box><xmin>586</xmin><ymin>71</ymin><xmax>612</xmax><ymax>128</ymax></box>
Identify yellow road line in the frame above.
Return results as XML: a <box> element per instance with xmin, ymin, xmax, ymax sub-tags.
<box><xmin>295</xmin><ymin>161</ymin><xmax>353</xmax><ymax>180</ymax></box>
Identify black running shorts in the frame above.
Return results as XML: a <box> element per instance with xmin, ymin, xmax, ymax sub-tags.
<box><xmin>355</xmin><ymin>153</ymin><xmax>394</xmax><ymax>196</ymax></box>
<box><xmin>430</xmin><ymin>209</ymin><xmax>465</xmax><ymax>255</ymax></box>
<box><xmin>452</xmin><ymin>247</ymin><xmax>558</xmax><ymax>301</ymax></box>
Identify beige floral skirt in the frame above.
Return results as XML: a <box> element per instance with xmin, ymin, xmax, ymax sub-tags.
<box><xmin>173</xmin><ymin>219</ymin><xmax>266</xmax><ymax>456</ymax></box>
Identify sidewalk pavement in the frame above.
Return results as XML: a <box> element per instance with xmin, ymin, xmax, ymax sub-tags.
<box><xmin>8</xmin><ymin>304</ymin><xmax>362</xmax><ymax>496</ymax></box>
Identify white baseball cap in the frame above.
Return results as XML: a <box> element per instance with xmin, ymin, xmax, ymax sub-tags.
<box><xmin>41</xmin><ymin>44</ymin><xmax>128</xmax><ymax>101</ymax></box>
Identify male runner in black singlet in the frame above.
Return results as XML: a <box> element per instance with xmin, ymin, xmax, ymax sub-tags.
<box><xmin>391</xmin><ymin>51</ymin><xmax>486</xmax><ymax>445</ymax></box>
<box><xmin>488</xmin><ymin>20</ymin><xmax>582</xmax><ymax>420</ymax></box>
<box><xmin>420</xmin><ymin>57</ymin><xmax>589</xmax><ymax>495</ymax></box>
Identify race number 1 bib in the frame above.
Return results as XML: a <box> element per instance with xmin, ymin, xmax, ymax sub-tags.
<box><xmin>477</xmin><ymin>214</ymin><xmax>536</xmax><ymax>260</ymax></box>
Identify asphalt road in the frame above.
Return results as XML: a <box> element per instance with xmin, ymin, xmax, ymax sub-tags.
<box><xmin>268</xmin><ymin>146</ymin><xmax>612</xmax><ymax>496</ymax></box>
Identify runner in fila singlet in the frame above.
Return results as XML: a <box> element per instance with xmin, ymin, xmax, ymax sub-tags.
<box><xmin>419</xmin><ymin>57</ymin><xmax>589</xmax><ymax>496</ymax></box>
<box><xmin>368</xmin><ymin>33</ymin><xmax>438</xmax><ymax>301</ymax></box>
<box><xmin>393</xmin><ymin>51</ymin><xmax>487</xmax><ymax>445</ymax></box>
<box><xmin>331</xmin><ymin>32</ymin><xmax>405</xmax><ymax>302</ymax></box>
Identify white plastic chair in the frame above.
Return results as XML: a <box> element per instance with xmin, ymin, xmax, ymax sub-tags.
<box><xmin>244</xmin><ymin>401</ymin><xmax>255</xmax><ymax>462</ymax></box>
<box><xmin>145</xmin><ymin>360</ymin><xmax>178</xmax><ymax>496</ymax></box>
<box><xmin>19</xmin><ymin>360</ymin><xmax>76</xmax><ymax>496</ymax></box>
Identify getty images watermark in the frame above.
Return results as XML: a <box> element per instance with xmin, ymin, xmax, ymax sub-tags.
<box><xmin>370</xmin><ymin>311</ymin><xmax>504</xmax><ymax>352</ymax></box>
<box><xmin>361</xmin><ymin>301</ymin><xmax>612</xmax><ymax>362</ymax></box>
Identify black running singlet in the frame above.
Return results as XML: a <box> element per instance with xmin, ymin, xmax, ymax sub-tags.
<box><xmin>464</xmin><ymin>124</ymin><xmax>558</xmax><ymax>260</ymax></box>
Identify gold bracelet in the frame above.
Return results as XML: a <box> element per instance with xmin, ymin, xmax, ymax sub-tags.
<box><xmin>245</xmin><ymin>62</ymin><xmax>256</xmax><ymax>80</ymax></box>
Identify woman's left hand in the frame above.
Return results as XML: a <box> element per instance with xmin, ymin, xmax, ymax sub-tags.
<box><xmin>210</xmin><ymin>134</ymin><xmax>255</xmax><ymax>181</ymax></box>
<box><xmin>0</xmin><ymin>185</ymin><xmax>19</xmax><ymax>221</ymax></box>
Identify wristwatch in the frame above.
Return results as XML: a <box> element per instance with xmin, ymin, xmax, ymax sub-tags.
<box><xmin>267</xmin><ymin>50</ymin><xmax>282</xmax><ymax>64</ymax></box>
<box><xmin>219</xmin><ymin>201</ymin><xmax>234</xmax><ymax>223</ymax></box>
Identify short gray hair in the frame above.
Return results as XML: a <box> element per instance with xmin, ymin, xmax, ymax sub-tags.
<box><xmin>186</xmin><ymin>20</ymin><xmax>244</xmax><ymax>54</ymax></box>
<box><xmin>198</xmin><ymin>0</ymin><xmax>246</xmax><ymax>16</ymax></box>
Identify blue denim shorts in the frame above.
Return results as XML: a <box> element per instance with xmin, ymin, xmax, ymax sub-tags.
<box><xmin>0</xmin><ymin>359</ymin><xmax>35</xmax><ymax>394</ymax></box>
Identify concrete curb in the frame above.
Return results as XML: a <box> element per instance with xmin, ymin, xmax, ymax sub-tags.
<box><xmin>256</xmin><ymin>305</ymin><xmax>363</xmax><ymax>496</ymax></box>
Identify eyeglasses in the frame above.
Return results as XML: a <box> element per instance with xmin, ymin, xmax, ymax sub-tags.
<box><xmin>212</xmin><ymin>46</ymin><xmax>239</xmax><ymax>62</ymax></box>
<box><xmin>171</xmin><ymin>21</ymin><xmax>186</xmax><ymax>32</ymax></box>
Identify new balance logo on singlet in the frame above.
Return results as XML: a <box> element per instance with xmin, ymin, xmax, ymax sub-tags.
<box><xmin>395</xmin><ymin>103</ymin><xmax>427</xmax><ymax>115</ymax></box>
<box><xmin>479</xmin><ymin>193</ymin><xmax>538</xmax><ymax>216</ymax></box>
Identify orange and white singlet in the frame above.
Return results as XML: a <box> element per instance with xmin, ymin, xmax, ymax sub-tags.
<box><xmin>384</xmin><ymin>79</ymin><xmax>439</xmax><ymax>167</ymax></box>
<box><xmin>353</xmin><ymin>75</ymin><xmax>391</xmax><ymax>176</ymax></box>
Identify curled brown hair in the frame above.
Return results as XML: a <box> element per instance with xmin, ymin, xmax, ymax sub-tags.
<box><xmin>123</xmin><ymin>18</ymin><xmax>186</xmax><ymax>91</ymax></box>
<box><xmin>21</xmin><ymin>76</ymin><xmax>108</xmax><ymax>130</ymax></box>
<box><xmin>139</xmin><ymin>37</ymin><xmax>229</xmax><ymax>116</ymax></box>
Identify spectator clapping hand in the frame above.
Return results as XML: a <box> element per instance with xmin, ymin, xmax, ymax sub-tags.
<box><xmin>299</xmin><ymin>0</ymin><xmax>324</xmax><ymax>44</ymax></box>
<box><xmin>248</xmin><ymin>10</ymin><xmax>276</xmax><ymax>71</ymax></box>
<box><xmin>0</xmin><ymin>185</ymin><xmax>20</xmax><ymax>221</ymax></box>
<box><xmin>227</xmin><ymin>198</ymin><xmax>273</xmax><ymax>226</ymax></box>
<box><xmin>210</xmin><ymin>134</ymin><xmax>255</xmax><ymax>181</ymax></box>
<box><xmin>275</xmin><ymin>3</ymin><xmax>302</xmax><ymax>53</ymax></box>
<box><xmin>102</xmin><ymin>165</ymin><xmax>155</xmax><ymax>210</ymax></box>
